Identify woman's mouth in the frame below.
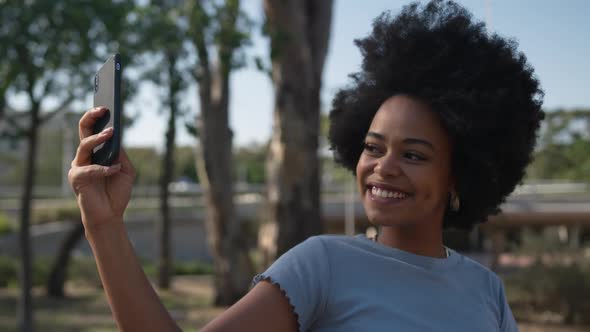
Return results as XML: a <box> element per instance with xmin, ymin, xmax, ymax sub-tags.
<box><xmin>366</xmin><ymin>185</ymin><xmax>412</xmax><ymax>203</ymax></box>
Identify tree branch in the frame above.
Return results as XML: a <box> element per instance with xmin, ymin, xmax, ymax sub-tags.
<box><xmin>39</xmin><ymin>94</ymin><xmax>75</xmax><ymax>124</ymax></box>
<box><xmin>1</xmin><ymin>111</ymin><xmax>29</xmax><ymax>138</ymax></box>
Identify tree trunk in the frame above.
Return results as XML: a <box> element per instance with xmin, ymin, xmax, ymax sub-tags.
<box><xmin>157</xmin><ymin>56</ymin><xmax>179</xmax><ymax>290</ymax></box>
<box><xmin>18</xmin><ymin>101</ymin><xmax>40</xmax><ymax>332</ymax></box>
<box><xmin>191</xmin><ymin>0</ymin><xmax>254</xmax><ymax>305</ymax></box>
<box><xmin>195</xmin><ymin>66</ymin><xmax>254</xmax><ymax>305</ymax></box>
<box><xmin>263</xmin><ymin>0</ymin><xmax>333</xmax><ymax>261</ymax></box>
<box><xmin>46</xmin><ymin>220</ymin><xmax>85</xmax><ymax>298</ymax></box>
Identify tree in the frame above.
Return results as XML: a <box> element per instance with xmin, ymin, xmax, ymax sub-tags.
<box><xmin>131</xmin><ymin>0</ymin><xmax>193</xmax><ymax>289</ymax></box>
<box><xmin>262</xmin><ymin>0</ymin><xmax>333</xmax><ymax>261</ymax></box>
<box><xmin>186</xmin><ymin>0</ymin><xmax>255</xmax><ymax>305</ymax></box>
<box><xmin>0</xmin><ymin>2</ymin><xmax>132</xmax><ymax>330</ymax></box>
<box><xmin>46</xmin><ymin>219</ymin><xmax>85</xmax><ymax>298</ymax></box>
<box><xmin>527</xmin><ymin>109</ymin><xmax>590</xmax><ymax>181</ymax></box>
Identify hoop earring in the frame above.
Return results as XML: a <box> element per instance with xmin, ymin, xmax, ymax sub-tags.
<box><xmin>450</xmin><ymin>191</ymin><xmax>460</xmax><ymax>212</ymax></box>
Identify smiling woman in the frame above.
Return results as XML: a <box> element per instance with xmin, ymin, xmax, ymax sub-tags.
<box><xmin>249</xmin><ymin>0</ymin><xmax>543</xmax><ymax>331</ymax></box>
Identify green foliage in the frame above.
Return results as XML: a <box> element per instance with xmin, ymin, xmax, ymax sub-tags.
<box><xmin>126</xmin><ymin>146</ymin><xmax>201</xmax><ymax>185</ymax></box>
<box><xmin>143</xmin><ymin>261</ymin><xmax>214</xmax><ymax>278</ymax></box>
<box><xmin>0</xmin><ymin>151</ymin><xmax>24</xmax><ymax>186</ymax></box>
<box><xmin>31</xmin><ymin>258</ymin><xmax>52</xmax><ymax>287</ymax></box>
<box><xmin>67</xmin><ymin>257</ymin><xmax>101</xmax><ymax>285</ymax></box>
<box><xmin>0</xmin><ymin>256</ymin><xmax>17</xmax><ymax>287</ymax></box>
<box><xmin>0</xmin><ymin>212</ymin><xmax>15</xmax><ymax>234</ymax></box>
<box><xmin>0</xmin><ymin>256</ymin><xmax>103</xmax><ymax>289</ymax></box>
<box><xmin>505</xmin><ymin>262</ymin><xmax>590</xmax><ymax>324</ymax></box>
<box><xmin>0</xmin><ymin>0</ymin><xmax>135</xmax><ymax>114</ymax></box>
<box><xmin>175</xmin><ymin>146</ymin><xmax>199</xmax><ymax>182</ymax></box>
<box><xmin>126</xmin><ymin>147</ymin><xmax>161</xmax><ymax>185</ymax></box>
<box><xmin>515</xmin><ymin>227</ymin><xmax>566</xmax><ymax>253</ymax></box>
<box><xmin>32</xmin><ymin>206</ymin><xmax>79</xmax><ymax>224</ymax></box>
<box><xmin>527</xmin><ymin>109</ymin><xmax>590</xmax><ymax>181</ymax></box>
<box><xmin>128</xmin><ymin>144</ymin><xmax>269</xmax><ymax>186</ymax></box>
<box><xmin>234</xmin><ymin>144</ymin><xmax>267</xmax><ymax>184</ymax></box>
<box><xmin>0</xmin><ymin>0</ymin><xmax>137</xmax><ymax>191</ymax></box>
<box><xmin>173</xmin><ymin>261</ymin><xmax>214</xmax><ymax>276</ymax></box>
<box><xmin>529</xmin><ymin>140</ymin><xmax>590</xmax><ymax>181</ymax></box>
<box><xmin>0</xmin><ymin>256</ymin><xmax>53</xmax><ymax>288</ymax></box>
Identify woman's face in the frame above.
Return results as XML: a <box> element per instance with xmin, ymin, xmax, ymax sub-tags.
<box><xmin>356</xmin><ymin>95</ymin><xmax>453</xmax><ymax>228</ymax></box>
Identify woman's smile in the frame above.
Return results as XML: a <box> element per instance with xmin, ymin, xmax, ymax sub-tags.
<box><xmin>366</xmin><ymin>183</ymin><xmax>413</xmax><ymax>205</ymax></box>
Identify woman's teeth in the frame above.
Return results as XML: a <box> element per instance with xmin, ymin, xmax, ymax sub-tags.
<box><xmin>370</xmin><ymin>187</ymin><xmax>408</xmax><ymax>199</ymax></box>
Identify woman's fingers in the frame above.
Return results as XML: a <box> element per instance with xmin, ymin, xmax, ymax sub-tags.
<box><xmin>68</xmin><ymin>163</ymin><xmax>121</xmax><ymax>195</ymax></box>
<box><xmin>72</xmin><ymin>127</ymin><xmax>114</xmax><ymax>167</ymax></box>
<box><xmin>79</xmin><ymin>107</ymin><xmax>109</xmax><ymax>141</ymax></box>
<box><xmin>117</xmin><ymin>148</ymin><xmax>136</xmax><ymax>177</ymax></box>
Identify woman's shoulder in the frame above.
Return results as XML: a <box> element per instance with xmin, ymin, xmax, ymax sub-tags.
<box><xmin>285</xmin><ymin>234</ymin><xmax>369</xmax><ymax>261</ymax></box>
<box><xmin>302</xmin><ymin>234</ymin><xmax>369</xmax><ymax>251</ymax></box>
<box><xmin>454</xmin><ymin>251</ymin><xmax>503</xmax><ymax>281</ymax></box>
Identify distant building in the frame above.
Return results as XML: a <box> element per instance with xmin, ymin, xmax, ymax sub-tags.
<box><xmin>0</xmin><ymin>110</ymin><xmax>80</xmax><ymax>189</ymax></box>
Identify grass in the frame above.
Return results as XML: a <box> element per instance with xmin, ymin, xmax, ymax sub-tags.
<box><xmin>0</xmin><ymin>276</ymin><xmax>224</xmax><ymax>332</ymax></box>
<box><xmin>0</xmin><ymin>253</ymin><xmax>220</xmax><ymax>331</ymax></box>
<box><xmin>1</xmin><ymin>248</ymin><xmax>589</xmax><ymax>331</ymax></box>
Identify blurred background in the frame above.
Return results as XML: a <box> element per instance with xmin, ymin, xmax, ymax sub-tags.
<box><xmin>1</xmin><ymin>0</ymin><xmax>589</xmax><ymax>331</ymax></box>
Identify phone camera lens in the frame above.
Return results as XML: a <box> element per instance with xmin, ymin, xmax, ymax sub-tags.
<box><xmin>94</xmin><ymin>75</ymin><xmax>99</xmax><ymax>92</ymax></box>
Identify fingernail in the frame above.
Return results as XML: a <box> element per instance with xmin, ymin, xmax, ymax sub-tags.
<box><xmin>101</xmin><ymin>127</ymin><xmax>114</xmax><ymax>135</ymax></box>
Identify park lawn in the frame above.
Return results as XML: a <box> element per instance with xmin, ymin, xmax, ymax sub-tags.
<box><xmin>0</xmin><ymin>276</ymin><xmax>223</xmax><ymax>332</ymax></box>
<box><xmin>0</xmin><ymin>275</ymin><xmax>587</xmax><ymax>332</ymax></box>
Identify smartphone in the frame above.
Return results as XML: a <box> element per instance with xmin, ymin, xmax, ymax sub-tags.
<box><xmin>92</xmin><ymin>54</ymin><xmax>122</xmax><ymax>166</ymax></box>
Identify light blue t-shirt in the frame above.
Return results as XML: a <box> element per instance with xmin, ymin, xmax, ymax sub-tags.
<box><xmin>253</xmin><ymin>234</ymin><xmax>518</xmax><ymax>332</ymax></box>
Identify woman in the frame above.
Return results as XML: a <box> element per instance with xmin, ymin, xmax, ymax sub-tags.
<box><xmin>69</xmin><ymin>1</ymin><xmax>543</xmax><ymax>331</ymax></box>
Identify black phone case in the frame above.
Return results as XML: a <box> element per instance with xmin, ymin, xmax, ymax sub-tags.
<box><xmin>92</xmin><ymin>54</ymin><xmax>122</xmax><ymax>166</ymax></box>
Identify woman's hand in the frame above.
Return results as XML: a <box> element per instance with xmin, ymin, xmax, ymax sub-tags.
<box><xmin>68</xmin><ymin>107</ymin><xmax>135</xmax><ymax>232</ymax></box>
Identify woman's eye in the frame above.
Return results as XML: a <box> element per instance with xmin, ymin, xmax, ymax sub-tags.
<box><xmin>405</xmin><ymin>152</ymin><xmax>426</xmax><ymax>161</ymax></box>
<box><xmin>363</xmin><ymin>142</ymin><xmax>380</xmax><ymax>154</ymax></box>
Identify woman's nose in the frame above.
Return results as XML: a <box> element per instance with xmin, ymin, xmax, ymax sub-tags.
<box><xmin>374</xmin><ymin>154</ymin><xmax>402</xmax><ymax>177</ymax></box>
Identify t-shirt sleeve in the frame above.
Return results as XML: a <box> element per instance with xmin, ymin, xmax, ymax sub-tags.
<box><xmin>252</xmin><ymin>236</ymin><xmax>330</xmax><ymax>332</ymax></box>
<box><xmin>498</xmin><ymin>279</ymin><xmax>519</xmax><ymax>332</ymax></box>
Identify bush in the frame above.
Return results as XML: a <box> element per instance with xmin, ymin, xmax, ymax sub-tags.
<box><xmin>505</xmin><ymin>261</ymin><xmax>590</xmax><ymax>325</ymax></box>
<box><xmin>0</xmin><ymin>256</ymin><xmax>52</xmax><ymax>288</ymax></box>
<box><xmin>0</xmin><ymin>255</ymin><xmax>214</xmax><ymax>290</ymax></box>
<box><xmin>32</xmin><ymin>206</ymin><xmax>80</xmax><ymax>224</ymax></box>
<box><xmin>142</xmin><ymin>260</ymin><xmax>214</xmax><ymax>279</ymax></box>
<box><xmin>67</xmin><ymin>256</ymin><xmax>101</xmax><ymax>285</ymax></box>
<box><xmin>0</xmin><ymin>256</ymin><xmax>17</xmax><ymax>287</ymax></box>
<box><xmin>0</xmin><ymin>212</ymin><xmax>15</xmax><ymax>235</ymax></box>
<box><xmin>32</xmin><ymin>258</ymin><xmax>52</xmax><ymax>287</ymax></box>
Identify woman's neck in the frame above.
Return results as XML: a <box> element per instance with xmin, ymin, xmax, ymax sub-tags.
<box><xmin>376</xmin><ymin>223</ymin><xmax>446</xmax><ymax>258</ymax></box>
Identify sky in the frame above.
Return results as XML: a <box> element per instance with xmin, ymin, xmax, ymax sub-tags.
<box><xmin>124</xmin><ymin>0</ymin><xmax>590</xmax><ymax>149</ymax></box>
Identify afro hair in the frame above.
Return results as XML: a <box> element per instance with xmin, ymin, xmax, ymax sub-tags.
<box><xmin>328</xmin><ymin>0</ymin><xmax>545</xmax><ymax>230</ymax></box>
